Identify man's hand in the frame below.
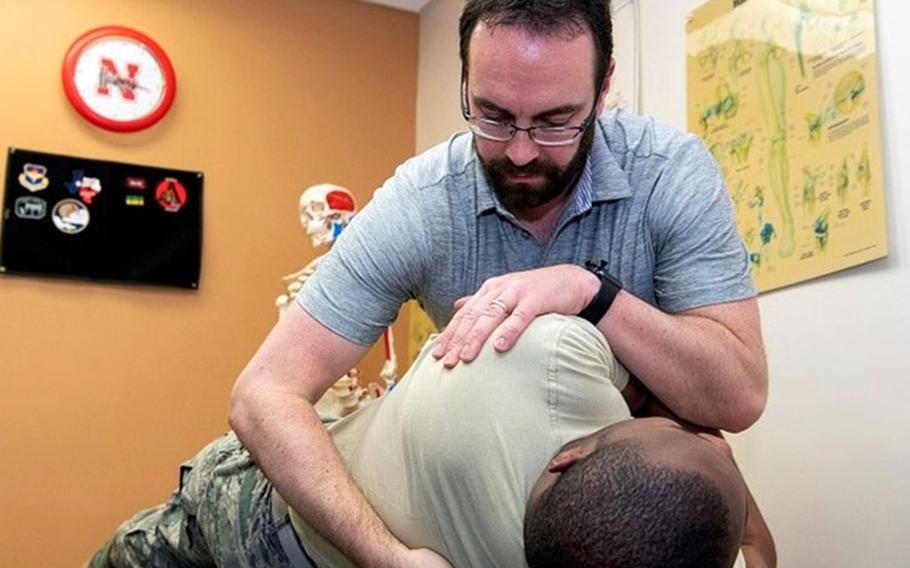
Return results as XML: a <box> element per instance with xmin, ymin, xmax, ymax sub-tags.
<box><xmin>432</xmin><ymin>264</ymin><xmax>599</xmax><ymax>367</ymax></box>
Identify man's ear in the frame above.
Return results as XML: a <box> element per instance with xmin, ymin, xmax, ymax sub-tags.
<box><xmin>595</xmin><ymin>57</ymin><xmax>617</xmax><ymax>115</ymax></box>
<box><xmin>548</xmin><ymin>446</ymin><xmax>587</xmax><ymax>473</ymax></box>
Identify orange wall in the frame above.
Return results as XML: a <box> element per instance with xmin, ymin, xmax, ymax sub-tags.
<box><xmin>0</xmin><ymin>1</ymin><xmax>418</xmax><ymax>565</ymax></box>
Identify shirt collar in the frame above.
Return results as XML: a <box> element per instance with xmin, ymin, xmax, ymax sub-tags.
<box><xmin>472</xmin><ymin>116</ymin><xmax>633</xmax><ymax>218</ymax></box>
<box><xmin>588</xmin><ymin>116</ymin><xmax>634</xmax><ymax>203</ymax></box>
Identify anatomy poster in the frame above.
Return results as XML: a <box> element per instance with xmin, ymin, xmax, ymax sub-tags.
<box><xmin>687</xmin><ymin>0</ymin><xmax>887</xmax><ymax>292</ymax></box>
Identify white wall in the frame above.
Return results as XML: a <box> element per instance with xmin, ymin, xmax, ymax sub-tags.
<box><xmin>415</xmin><ymin>0</ymin><xmax>463</xmax><ymax>151</ymax></box>
<box><xmin>639</xmin><ymin>2</ymin><xmax>909</xmax><ymax>566</ymax></box>
<box><xmin>417</xmin><ymin>1</ymin><xmax>910</xmax><ymax>566</ymax></box>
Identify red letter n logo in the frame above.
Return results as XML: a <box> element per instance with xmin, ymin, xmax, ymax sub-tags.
<box><xmin>98</xmin><ymin>58</ymin><xmax>139</xmax><ymax>101</ymax></box>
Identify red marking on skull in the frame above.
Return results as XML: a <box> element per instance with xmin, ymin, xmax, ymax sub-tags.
<box><xmin>326</xmin><ymin>190</ymin><xmax>355</xmax><ymax>212</ymax></box>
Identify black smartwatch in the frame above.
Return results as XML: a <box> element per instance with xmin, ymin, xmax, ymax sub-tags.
<box><xmin>577</xmin><ymin>260</ymin><xmax>623</xmax><ymax>325</ymax></box>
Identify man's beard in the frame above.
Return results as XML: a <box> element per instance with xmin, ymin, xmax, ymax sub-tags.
<box><xmin>479</xmin><ymin>124</ymin><xmax>595</xmax><ymax>214</ymax></box>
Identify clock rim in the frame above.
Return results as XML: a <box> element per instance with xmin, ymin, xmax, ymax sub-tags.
<box><xmin>62</xmin><ymin>25</ymin><xmax>177</xmax><ymax>133</ymax></box>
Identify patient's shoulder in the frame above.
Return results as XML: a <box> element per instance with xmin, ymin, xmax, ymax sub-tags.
<box><xmin>517</xmin><ymin>313</ymin><xmax>604</xmax><ymax>349</ymax></box>
<box><xmin>514</xmin><ymin>314</ymin><xmax>628</xmax><ymax>391</ymax></box>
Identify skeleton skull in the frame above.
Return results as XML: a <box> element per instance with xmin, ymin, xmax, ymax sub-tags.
<box><xmin>299</xmin><ymin>183</ymin><xmax>357</xmax><ymax>247</ymax></box>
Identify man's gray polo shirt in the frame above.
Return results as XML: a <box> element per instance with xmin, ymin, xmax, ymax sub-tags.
<box><xmin>298</xmin><ymin>109</ymin><xmax>754</xmax><ymax>345</ymax></box>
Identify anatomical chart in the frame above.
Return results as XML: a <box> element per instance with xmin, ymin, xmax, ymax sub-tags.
<box><xmin>687</xmin><ymin>0</ymin><xmax>887</xmax><ymax>292</ymax></box>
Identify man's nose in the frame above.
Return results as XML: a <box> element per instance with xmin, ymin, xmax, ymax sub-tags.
<box><xmin>504</xmin><ymin>130</ymin><xmax>540</xmax><ymax>168</ymax></box>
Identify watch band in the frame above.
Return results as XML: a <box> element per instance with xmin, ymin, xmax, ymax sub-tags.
<box><xmin>577</xmin><ymin>260</ymin><xmax>623</xmax><ymax>325</ymax></box>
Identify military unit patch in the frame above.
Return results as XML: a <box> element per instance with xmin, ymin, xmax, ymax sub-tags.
<box><xmin>18</xmin><ymin>163</ymin><xmax>49</xmax><ymax>192</ymax></box>
<box><xmin>51</xmin><ymin>198</ymin><xmax>90</xmax><ymax>234</ymax></box>
<box><xmin>66</xmin><ymin>170</ymin><xmax>103</xmax><ymax>205</ymax></box>
<box><xmin>125</xmin><ymin>177</ymin><xmax>147</xmax><ymax>190</ymax></box>
<box><xmin>14</xmin><ymin>196</ymin><xmax>47</xmax><ymax>220</ymax></box>
<box><xmin>155</xmin><ymin>178</ymin><xmax>187</xmax><ymax>213</ymax></box>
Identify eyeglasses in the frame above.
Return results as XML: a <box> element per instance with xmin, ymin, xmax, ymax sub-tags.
<box><xmin>461</xmin><ymin>80</ymin><xmax>597</xmax><ymax>147</ymax></box>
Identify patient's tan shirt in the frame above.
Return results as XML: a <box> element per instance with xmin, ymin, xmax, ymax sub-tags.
<box><xmin>291</xmin><ymin>314</ymin><xmax>631</xmax><ymax>568</ymax></box>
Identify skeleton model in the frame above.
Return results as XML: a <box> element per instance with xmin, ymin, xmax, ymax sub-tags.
<box><xmin>276</xmin><ymin>183</ymin><xmax>398</xmax><ymax>421</ymax></box>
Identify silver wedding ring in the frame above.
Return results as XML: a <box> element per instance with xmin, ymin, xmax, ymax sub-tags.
<box><xmin>489</xmin><ymin>298</ymin><xmax>509</xmax><ymax>313</ymax></box>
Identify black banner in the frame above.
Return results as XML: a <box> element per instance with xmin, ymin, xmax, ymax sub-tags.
<box><xmin>1</xmin><ymin>147</ymin><xmax>203</xmax><ymax>288</ymax></box>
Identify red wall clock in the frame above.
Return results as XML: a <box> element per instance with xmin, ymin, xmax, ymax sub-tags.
<box><xmin>62</xmin><ymin>26</ymin><xmax>177</xmax><ymax>132</ymax></box>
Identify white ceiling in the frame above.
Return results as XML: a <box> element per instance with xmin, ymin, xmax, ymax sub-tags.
<box><xmin>359</xmin><ymin>0</ymin><xmax>433</xmax><ymax>13</ymax></box>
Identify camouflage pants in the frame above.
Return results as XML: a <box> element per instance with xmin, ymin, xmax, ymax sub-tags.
<box><xmin>87</xmin><ymin>432</ymin><xmax>299</xmax><ymax>568</ymax></box>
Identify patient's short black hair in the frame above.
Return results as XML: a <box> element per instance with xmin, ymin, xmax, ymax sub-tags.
<box><xmin>523</xmin><ymin>440</ymin><xmax>740</xmax><ymax>568</ymax></box>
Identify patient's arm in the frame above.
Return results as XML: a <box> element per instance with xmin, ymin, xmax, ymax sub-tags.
<box><xmin>741</xmin><ymin>484</ymin><xmax>776</xmax><ymax>568</ymax></box>
<box><xmin>622</xmin><ymin>376</ymin><xmax>676</xmax><ymax>419</ymax></box>
<box><xmin>701</xmin><ymin>432</ymin><xmax>777</xmax><ymax>568</ymax></box>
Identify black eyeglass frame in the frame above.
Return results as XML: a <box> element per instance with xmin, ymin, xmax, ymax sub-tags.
<box><xmin>460</xmin><ymin>78</ymin><xmax>600</xmax><ymax>147</ymax></box>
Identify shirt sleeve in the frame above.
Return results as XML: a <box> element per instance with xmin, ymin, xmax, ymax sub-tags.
<box><xmin>647</xmin><ymin>135</ymin><xmax>756</xmax><ymax>313</ymax></box>
<box><xmin>548</xmin><ymin>316</ymin><xmax>632</xmax><ymax>443</ymax></box>
<box><xmin>296</xmin><ymin>166</ymin><xmax>432</xmax><ymax>345</ymax></box>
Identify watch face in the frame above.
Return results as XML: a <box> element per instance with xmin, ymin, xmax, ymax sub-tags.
<box><xmin>62</xmin><ymin>26</ymin><xmax>176</xmax><ymax>132</ymax></box>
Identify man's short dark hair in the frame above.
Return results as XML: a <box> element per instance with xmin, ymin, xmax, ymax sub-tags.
<box><xmin>459</xmin><ymin>0</ymin><xmax>613</xmax><ymax>87</ymax></box>
<box><xmin>524</xmin><ymin>440</ymin><xmax>741</xmax><ymax>568</ymax></box>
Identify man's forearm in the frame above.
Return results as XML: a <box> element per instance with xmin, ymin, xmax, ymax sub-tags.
<box><xmin>599</xmin><ymin>291</ymin><xmax>767</xmax><ymax>432</ymax></box>
<box><xmin>227</xmin><ymin>305</ymin><xmax>423</xmax><ymax>568</ymax></box>
<box><xmin>230</xmin><ymin>386</ymin><xmax>407</xmax><ymax>568</ymax></box>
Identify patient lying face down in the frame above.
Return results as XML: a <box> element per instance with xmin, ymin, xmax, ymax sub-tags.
<box><xmin>298</xmin><ymin>313</ymin><xmax>766</xmax><ymax>568</ymax></box>
<box><xmin>89</xmin><ymin>314</ymin><xmax>771</xmax><ymax>568</ymax></box>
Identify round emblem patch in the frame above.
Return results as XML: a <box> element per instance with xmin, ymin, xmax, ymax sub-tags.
<box><xmin>155</xmin><ymin>178</ymin><xmax>187</xmax><ymax>212</ymax></box>
<box><xmin>52</xmin><ymin>199</ymin><xmax>91</xmax><ymax>234</ymax></box>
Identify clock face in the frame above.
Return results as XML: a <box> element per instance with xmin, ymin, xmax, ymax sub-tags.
<box><xmin>62</xmin><ymin>26</ymin><xmax>176</xmax><ymax>132</ymax></box>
